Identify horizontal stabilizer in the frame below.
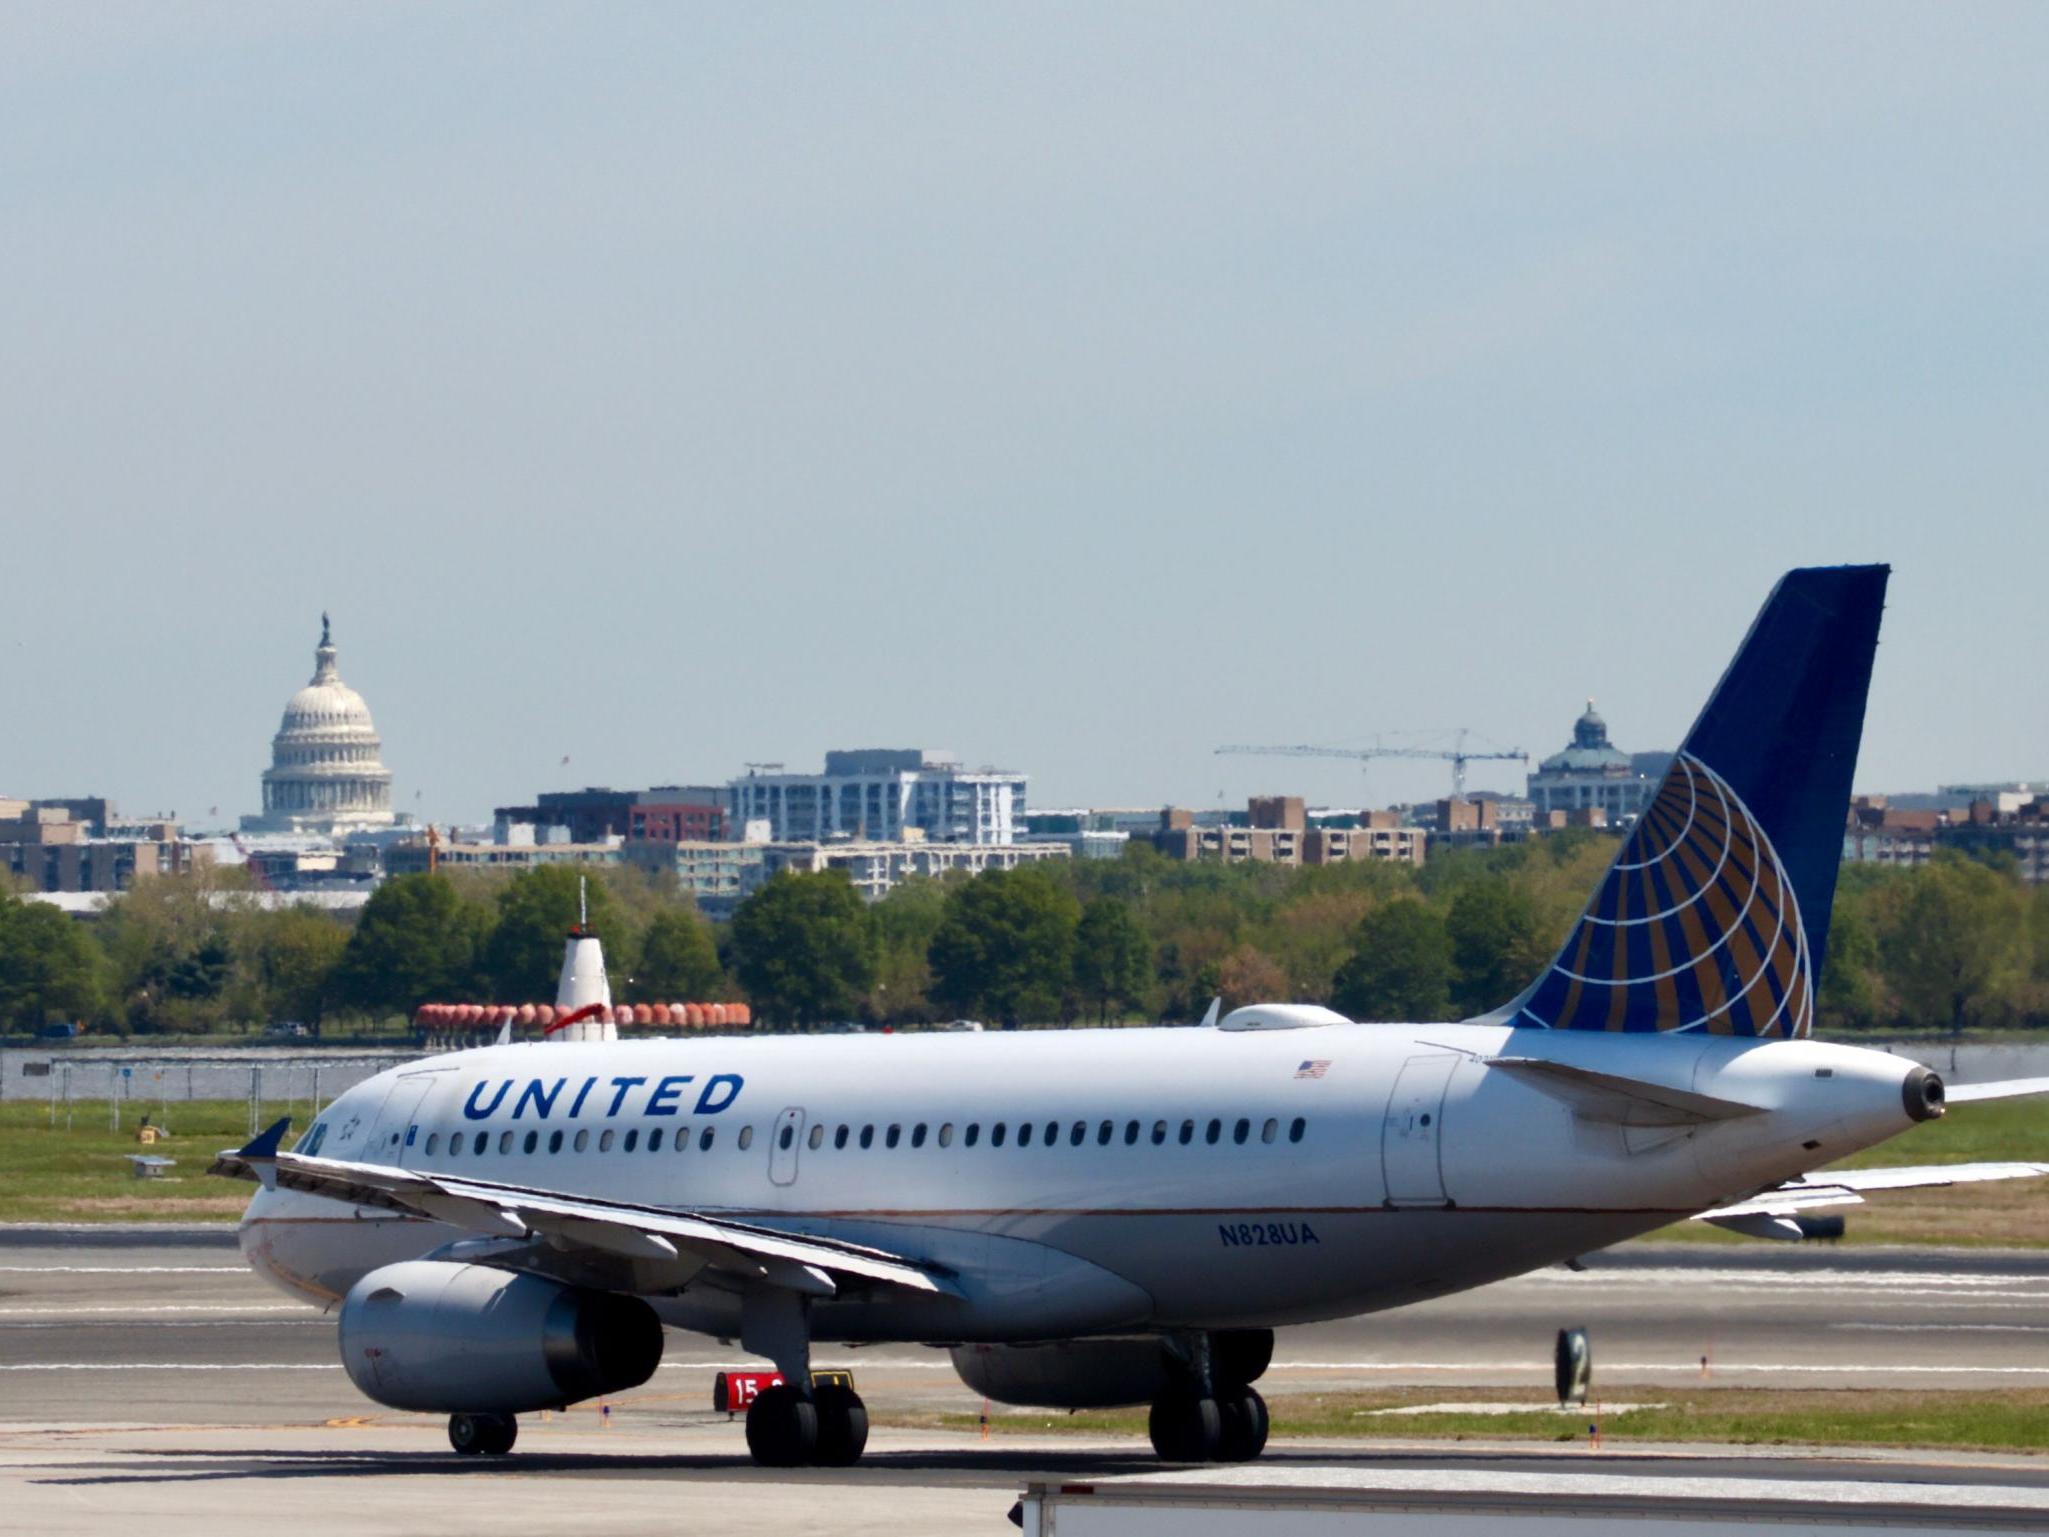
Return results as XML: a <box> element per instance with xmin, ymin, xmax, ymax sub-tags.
<box><xmin>1695</xmin><ymin>1161</ymin><xmax>2049</xmax><ymax>1237</ymax></box>
<box><xmin>1946</xmin><ymin>1078</ymin><xmax>2049</xmax><ymax>1104</ymax></box>
<box><xmin>1485</xmin><ymin>1056</ymin><xmax>1765</xmax><ymax>1127</ymax></box>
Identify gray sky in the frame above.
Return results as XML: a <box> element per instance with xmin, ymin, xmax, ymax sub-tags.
<box><xmin>4</xmin><ymin>5</ymin><xmax>2045</xmax><ymax>825</ymax></box>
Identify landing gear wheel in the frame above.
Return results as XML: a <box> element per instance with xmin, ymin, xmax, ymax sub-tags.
<box><xmin>448</xmin><ymin>1412</ymin><xmax>517</xmax><ymax>1456</ymax></box>
<box><xmin>745</xmin><ymin>1384</ymin><xmax>820</xmax><ymax>1467</ymax></box>
<box><xmin>1148</xmin><ymin>1392</ymin><xmax>1222</xmax><ymax>1462</ymax></box>
<box><xmin>1217</xmin><ymin>1388</ymin><xmax>1269</xmax><ymax>1461</ymax></box>
<box><xmin>812</xmin><ymin>1383</ymin><xmax>869</xmax><ymax>1466</ymax></box>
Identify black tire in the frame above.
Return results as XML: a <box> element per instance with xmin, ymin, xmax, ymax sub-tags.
<box><xmin>745</xmin><ymin>1384</ymin><xmax>820</xmax><ymax>1467</ymax></box>
<box><xmin>812</xmin><ymin>1384</ymin><xmax>869</xmax><ymax>1466</ymax></box>
<box><xmin>1147</xmin><ymin>1393</ymin><xmax>1222</xmax><ymax>1462</ymax></box>
<box><xmin>1217</xmin><ymin>1389</ymin><xmax>1268</xmax><ymax>1462</ymax></box>
<box><xmin>480</xmin><ymin>1413</ymin><xmax>518</xmax><ymax>1456</ymax></box>
<box><xmin>448</xmin><ymin>1413</ymin><xmax>487</xmax><ymax>1456</ymax></box>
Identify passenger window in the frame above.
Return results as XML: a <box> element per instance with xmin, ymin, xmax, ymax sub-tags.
<box><xmin>1178</xmin><ymin>1120</ymin><xmax>1194</xmax><ymax>1146</ymax></box>
<box><xmin>1289</xmin><ymin>1117</ymin><xmax>1306</xmax><ymax>1143</ymax></box>
<box><xmin>623</xmin><ymin>1129</ymin><xmax>639</xmax><ymax>1153</ymax></box>
<box><xmin>1262</xmin><ymin>1118</ymin><xmax>1278</xmax><ymax>1144</ymax></box>
<box><xmin>573</xmin><ymin>1129</ymin><xmax>589</xmax><ymax>1152</ymax></box>
<box><xmin>1206</xmin><ymin>1119</ymin><xmax>1222</xmax><ymax>1145</ymax></box>
<box><xmin>425</xmin><ymin>1132</ymin><xmax>440</xmax><ymax>1155</ymax></box>
<box><xmin>1097</xmin><ymin>1121</ymin><xmax>1113</xmax><ymax>1146</ymax></box>
<box><xmin>1018</xmin><ymin>1122</ymin><xmax>1033</xmax><ymax>1148</ymax></box>
<box><xmin>700</xmin><ymin>1128</ymin><xmax>715</xmax><ymax>1150</ymax></box>
<box><xmin>474</xmin><ymin>1131</ymin><xmax>489</xmax><ymax>1155</ymax></box>
<box><xmin>911</xmin><ymin>1123</ymin><xmax>928</xmax><ymax>1149</ymax></box>
<box><xmin>599</xmin><ymin>1130</ymin><xmax>615</xmax><ymax>1152</ymax></box>
<box><xmin>1124</xmin><ymin>1121</ymin><xmax>1139</xmax><ymax>1146</ymax></box>
<box><xmin>992</xmin><ymin>1123</ymin><xmax>1007</xmax><ymax>1147</ymax></box>
<box><xmin>498</xmin><ymin>1131</ymin><xmax>514</xmax><ymax>1154</ymax></box>
<box><xmin>677</xmin><ymin>1126</ymin><xmax>692</xmax><ymax>1152</ymax></box>
<box><xmin>860</xmin><ymin>1125</ymin><xmax>875</xmax><ymax>1149</ymax></box>
<box><xmin>809</xmin><ymin>1125</ymin><xmax>825</xmax><ymax>1150</ymax></box>
<box><xmin>938</xmin><ymin>1123</ymin><xmax>954</xmax><ymax>1148</ymax></box>
<box><xmin>1151</xmin><ymin>1120</ymin><xmax>1167</xmax><ymax>1145</ymax></box>
<box><xmin>1046</xmin><ymin>1121</ymin><xmax>1060</xmax><ymax>1146</ymax></box>
<box><xmin>649</xmin><ymin>1128</ymin><xmax>664</xmax><ymax>1152</ymax></box>
<box><xmin>523</xmin><ymin>1130</ymin><xmax>539</xmax><ymax>1154</ymax></box>
<box><xmin>779</xmin><ymin>1124</ymin><xmax>794</xmax><ymax>1150</ymax></box>
<box><xmin>886</xmin><ymin>1125</ymin><xmax>902</xmax><ymax>1149</ymax></box>
<box><xmin>739</xmin><ymin>1125</ymin><xmax>755</xmax><ymax>1150</ymax></box>
<box><xmin>1069</xmin><ymin>1122</ymin><xmax>1085</xmax><ymax>1147</ymax></box>
<box><xmin>965</xmin><ymin>1123</ymin><xmax>981</xmax><ymax>1147</ymax></box>
<box><xmin>835</xmin><ymin>1125</ymin><xmax>850</xmax><ymax>1149</ymax></box>
<box><xmin>549</xmin><ymin>1130</ymin><xmax>564</xmax><ymax>1153</ymax></box>
<box><xmin>1234</xmin><ymin>1118</ymin><xmax>1250</xmax><ymax>1145</ymax></box>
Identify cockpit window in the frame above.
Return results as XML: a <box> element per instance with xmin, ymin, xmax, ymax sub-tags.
<box><xmin>296</xmin><ymin>1122</ymin><xmax>329</xmax><ymax>1157</ymax></box>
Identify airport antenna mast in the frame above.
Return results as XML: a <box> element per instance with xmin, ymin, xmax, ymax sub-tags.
<box><xmin>1216</xmin><ymin>730</ymin><xmax>1528</xmax><ymax>798</ymax></box>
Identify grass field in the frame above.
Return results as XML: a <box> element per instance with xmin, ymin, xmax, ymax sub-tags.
<box><xmin>0</xmin><ymin>1090</ymin><xmax>2044</xmax><ymax>1236</ymax></box>
<box><xmin>891</xmin><ymin>1386</ymin><xmax>2049</xmax><ymax>1453</ymax></box>
<box><xmin>0</xmin><ymin>1099</ymin><xmax>308</xmax><ymax>1223</ymax></box>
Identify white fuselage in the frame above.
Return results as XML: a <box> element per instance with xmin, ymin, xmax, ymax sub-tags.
<box><xmin>241</xmin><ymin>1022</ymin><xmax>1926</xmax><ymax>1342</ymax></box>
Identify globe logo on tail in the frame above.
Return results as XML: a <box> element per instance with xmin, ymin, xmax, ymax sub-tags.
<box><xmin>1515</xmin><ymin>753</ymin><xmax>1813</xmax><ymax>1038</ymax></box>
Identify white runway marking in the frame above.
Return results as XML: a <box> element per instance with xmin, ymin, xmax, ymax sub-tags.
<box><xmin>1832</xmin><ymin>1321</ymin><xmax>2049</xmax><ymax>1333</ymax></box>
<box><xmin>0</xmin><ymin>1266</ymin><xmax>249</xmax><ymax>1275</ymax></box>
<box><xmin>0</xmin><ymin>1305</ymin><xmax>307</xmax><ymax>1318</ymax></box>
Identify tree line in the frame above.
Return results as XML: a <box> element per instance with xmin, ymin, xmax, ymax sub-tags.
<box><xmin>2</xmin><ymin>836</ymin><xmax>2046</xmax><ymax>1037</ymax></box>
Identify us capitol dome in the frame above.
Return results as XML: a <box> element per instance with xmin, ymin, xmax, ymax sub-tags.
<box><xmin>242</xmin><ymin>615</ymin><xmax>396</xmax><ymax>835</ymax></box>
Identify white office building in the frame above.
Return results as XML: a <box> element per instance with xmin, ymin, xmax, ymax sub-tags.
<box><xmin>730</xmin><ymin>750</ymin><xmax>1027</xmax><ymax>846</ymax></box>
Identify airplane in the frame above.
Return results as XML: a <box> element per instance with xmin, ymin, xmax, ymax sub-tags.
<box><xmin>215</xmin><ymin>563</ymin><xmax>2049</xmax><ymax>1468</ymax></box>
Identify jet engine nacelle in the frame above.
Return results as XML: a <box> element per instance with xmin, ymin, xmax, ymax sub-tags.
<box><xmin>338</xmin><ymin>1260</ymin><xmax>662</xmax><ymax>1414</ymax></box>
<box><xmin>951</xmin><ymin>1330</ymin><xmax>1272</xmax><ymax>1409</ymax></box>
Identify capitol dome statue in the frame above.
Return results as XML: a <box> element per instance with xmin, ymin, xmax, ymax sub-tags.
<box><xmin>243</xmin><ymin>615</ymin><xmax>396</xmax><ymax>835</ymax></box>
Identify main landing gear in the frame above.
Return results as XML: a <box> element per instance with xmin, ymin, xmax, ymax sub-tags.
<box><xmin>744</xmin><ymin>1381</ymin><xmax>870</xmax><ymax>1467</ymax></box>
<box><xmin>739</xmin><ymin>1286</ymin><xmax>871</xmax><ymax>1468</ymax></box>
<box><xmin>447</xmin><ymin>1411</ymin><xmax>518</xmax><ymax>1456</ymax></box>
<box><xmin>1146</xmin><ymin>1328</ymin><xmax>1272</xmax><ymax>1463</ymax></box>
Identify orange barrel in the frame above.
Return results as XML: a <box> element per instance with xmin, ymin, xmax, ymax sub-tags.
<box><xmin>732</xmin><ymin>1002</ymin><xmax>752</xmax><ymax>1027</ymax></box>
<box><xmin>535</xmin><ymin>1004</ymin><xmax>556</xmax><ymax>1029</ymax></box>
<box><xmin>631</xmin><ymin>1003</ymin><xmax>651</xmax><ymax>1026</ymax></box>
<box><xmin>685</xmin><ymin>1003</ymin><xmax>707</xmax><ymax>1028</ymax></box>
<box><xmin>708</xmin><ymin>1003</ymin><xmax>727</xmax><ymax>1027</ymax></box>
<box><xmin>517</xmin><ymin>1003</ymin><xmax>537</xmax><ymax>1027</ymax></box>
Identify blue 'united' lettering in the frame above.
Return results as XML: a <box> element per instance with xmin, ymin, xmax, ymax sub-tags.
<box><xmin>463</xmin><ymin>1080</ymin><xmax>510</xmax><ymax>1120</ymax></box>
<box><xmin>512</xmin><ymin>1077</ymin><xmax>566</xmax><ymax>1120</ymax></box>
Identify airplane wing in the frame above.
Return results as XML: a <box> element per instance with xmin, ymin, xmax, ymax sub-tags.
<box><xmin>212</xmin><ymin>1118</ymin><xmax>954</xmax><ymax>1299</ymax></box>
<box><xmin>1694</xmin><ymin>1161</ymin><xmax>2049</xmax><ymax>1240</ymax></box>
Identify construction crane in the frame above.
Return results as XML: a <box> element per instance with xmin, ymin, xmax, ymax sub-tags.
<box><xmin>1216</xmin><ymin>731</ymin><xmax>1528</xmax><ymax>798</ymax></box>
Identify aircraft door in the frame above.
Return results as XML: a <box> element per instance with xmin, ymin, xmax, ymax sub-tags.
<box><xmin>768</xmin><ymin>1106</ymin><xmax>805</xmax><ymax>1187</ymax></box>
<box><xmin>375</xmin><ymin>1074</ymin><xmax>442</xmax><ymax>1168</ymax></box>
<box><xmin>1381</xmin><ymin>1054</ymin><xmax>1458</xmax><ymax>1207</ymax></box>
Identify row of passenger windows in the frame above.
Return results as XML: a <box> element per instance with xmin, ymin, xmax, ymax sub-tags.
<box><xmin>424</xmin><ymin>1115</ymin><xmax>1309</xmax><ymax>1160</ymax></box>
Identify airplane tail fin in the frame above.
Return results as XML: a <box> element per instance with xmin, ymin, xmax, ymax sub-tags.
<box><xmin>1503</xmin><ymin>564</ymin><xmax>1888</xmax><ymax>1039</ymax></box>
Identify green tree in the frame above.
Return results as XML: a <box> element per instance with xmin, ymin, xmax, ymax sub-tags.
<box><xmin>241</xmin><ymin>905</ymin><xmax>350</xmax><ymax>1028</ymax></box>
<box><xmin>0</xmin><ymin>893</ymin><xmax>103</xmax><ymax>1030</ymax></box>
<box><xmin>1445</xmin><ymin>880</ymin><xmax>1548</xmax><ymax>1017</ymax></box>
<box><xmin>929</xmin><ymin>866</ymin><xmax>1081</xmax><ymax>1027</ymax></box>
<box><xmin>93</xmin><ymin>870</ymin><xmax>250</xmax><ymax>1034</ymax></box>
<box><xmin>1215</xmin><ymin>942</ymin><xmax>1289</xmax><ymax>1013</ymax></box>
<box><xmin>1881</xmin><ymin>853</ymin><xmax>2028</xmax><ymax>1038</ymax></box>
<box><xmin>334</xmin><ymin>874</ymin><xmax>491</xmax><ymax>1015</ymax></box>
<box><xmin>1331</xmin><ymin>900</ymin><xmax>1453</xmax><ymax>1021</ymax></box>
<box><xmin>631</xmin><ymin>906</ymin><xmax>724</xmax><ymax>1002</ymax></box>
<box><xmin>729</xmin><ymin>870</ymin><xmax>878</xmax><ymax>1026</ymax></box>
<box><xmin>870</xmin><ymin>876</ymin><xmax>949</xmax><ymax>1024</ymax></box>
<box><xmin>479</xmin><ymin>866</ymin><xmax>628</xmax><ymax>1003</ymax></box>
<box><xmin>1073</xmin><ymin>896</ymin><xmax>1153</xmax><ymax>1022</ymax></box>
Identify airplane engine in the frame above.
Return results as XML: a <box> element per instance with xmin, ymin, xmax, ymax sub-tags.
<box><xmin>338</xmin><ymin>1260</ymin><xmax>662</xmax><ymax>1414</ymax></box>
<box><xmin>950</xmin><ymin>1330</ymin><xmax>1272</xmax><ymax>1409</ymax></box>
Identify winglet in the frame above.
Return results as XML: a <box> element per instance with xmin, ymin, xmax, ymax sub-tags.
<box><xmin>235</xmin><ymin>1116</ymin><xmax>292</xmax><ymax>1190</ymax></box>
<box><xmin>1199</xmin><ymin>997</ymin><xmax>1222</xmax><ymax>1029</ymax></box>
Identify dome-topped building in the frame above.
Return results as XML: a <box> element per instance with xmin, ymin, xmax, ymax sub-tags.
<box><xmin>243</xmin><ymin>615</ymin><xmax>396</xmax><ymax>835</ymax></box>
<box><xmin>1526</xmin><ymin>699</ymin><xmax>1663</xmax><ymax>825</ymax></box>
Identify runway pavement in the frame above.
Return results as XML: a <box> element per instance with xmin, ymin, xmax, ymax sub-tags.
<box><xmin>6</xmin><ymin>1228</ymin><xmax>2049</xmax><ymax>1532</ymax></box>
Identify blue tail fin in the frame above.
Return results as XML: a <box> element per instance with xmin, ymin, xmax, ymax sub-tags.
<box><xmin>1506</xmin><ymin>564</ymin><xmax>1888</xmax><ymax>1039</ymax></box>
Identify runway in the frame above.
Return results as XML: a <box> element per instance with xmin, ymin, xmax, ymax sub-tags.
<box><xmin>7</xmin><ymin>1228</ymin><xmax>2049</xmax><ymax>1532</ymax></box>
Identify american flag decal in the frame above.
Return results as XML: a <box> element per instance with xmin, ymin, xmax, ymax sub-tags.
<box><xmin>1295</xmin><ymin>1060</ymin><xmax>1330</xmax><ymax>1079</ymax></box>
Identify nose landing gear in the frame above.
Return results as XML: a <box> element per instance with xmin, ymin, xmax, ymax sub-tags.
<box><xmin>447</xmin><ymin>1411</ymin><xmax>518</xmax><ymax>1456</ymax></box>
